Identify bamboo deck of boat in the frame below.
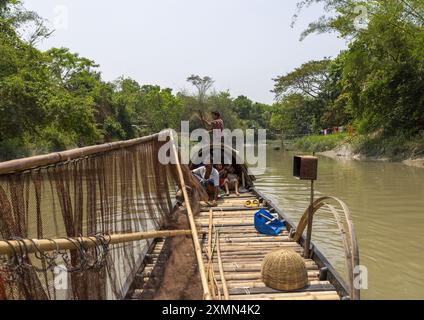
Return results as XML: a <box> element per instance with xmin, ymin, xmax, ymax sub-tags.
<box><xmin>131</xmin><ymin>191</ymin><xmax>340</xmax><ymax>300</ymax></box>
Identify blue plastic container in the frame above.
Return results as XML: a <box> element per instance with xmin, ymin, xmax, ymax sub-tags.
<box><xmin>254</xmin><ymin>209</ymin><xmax>286</xmax><ymax>236</ymax></box>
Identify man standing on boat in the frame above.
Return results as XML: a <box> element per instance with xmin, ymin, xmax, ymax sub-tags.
<box><xmin>198</xmin><ymin>111</ymin><xmax>224</xmax><ymax>144</ymax></box>
<box><xmin>192</xmin><ymin>163</ymin><xmax>220</xmax><ymax>207</ymax></box>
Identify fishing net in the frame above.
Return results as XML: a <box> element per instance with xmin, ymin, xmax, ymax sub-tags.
<box><xmin>0</xmin><ymin>136</ymin><xmax>205</xmax><ymax>300</ymax></box>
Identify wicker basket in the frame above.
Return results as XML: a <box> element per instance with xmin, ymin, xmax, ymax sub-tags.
<box><xmin>261</xmin><ymin>249</ymin><xmax>308</xmax><ymax>291</ymax></box>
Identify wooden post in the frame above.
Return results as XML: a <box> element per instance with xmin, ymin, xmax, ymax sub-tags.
<box><xmin>304</xmin><ymin>180</ymin><xmax>314</xmax><ymax>258</ymax></box>
<box><xmin>169</xmin><ymin>133</ymin><xmax>211</xmax><ymax>300</ymax></box>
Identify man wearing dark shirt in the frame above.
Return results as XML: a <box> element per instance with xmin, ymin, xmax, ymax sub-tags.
<box><xmin>199</xmin><ymin>111</ymin><xmax>224</xmax><ymax>143</ymax></box>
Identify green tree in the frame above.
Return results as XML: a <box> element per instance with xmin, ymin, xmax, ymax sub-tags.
<box><xmin>141</xmin><ymin>85</ymin><xmax>184</xmax><ymax>133</ymax></box>
<box><xmin>186</xmin><ymin>75</ymin><xmax>214</xmax><ymax>105</ymax></box>
<box><xmin>289</xmin><ymin>0</ymin><xmax>424</xmax><ymax>138</ymax></box>
<box><xmin>233</xmin><ymin>95</ymin><xmax>253</xmax><ymax>120</ymax></box>
<box><xmin>0</xmin><ymin>0</ymin><xmax>277</xmax><ymax>160</ymax></box>
<box><xmin>270</xmin><ymin>94</ymin><xmax>314</xmax><ymax>136</ymax></box>
<box><xmin>273</xmin><ymin>59</ymin><xmax>331</xmax><ymax>100</ymax></box>
<box><xmin>185</xmin><ymin>75</ymin><xmax>215</xmax><ymax>125</ymax></box>
<box><xmin>111</xmin><ymin>78</ymin><xmax>141</xmax><ymax>138</ymax></box>
<box><xmin>0</xmin><ymin>23</ymin><xmax>52</xmax><ymax>145</ymax></box>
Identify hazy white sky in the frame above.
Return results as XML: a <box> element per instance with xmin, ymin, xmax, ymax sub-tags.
<box><xmin>23</xmin><ymin>0</ymin><xmax>346</xmax><ymax>104</ymax></box>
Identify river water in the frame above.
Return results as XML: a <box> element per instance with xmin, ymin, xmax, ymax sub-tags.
<box><xmin>254</xmin><ymin>146</ymin><xmax>424</xmax><ymax>300</ymax></box>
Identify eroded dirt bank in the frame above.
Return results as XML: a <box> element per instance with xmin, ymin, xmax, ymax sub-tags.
<box><xmin>318</xmin><ymin>144</ymin><xmax>424</xmax><ymax>168</ymax></box>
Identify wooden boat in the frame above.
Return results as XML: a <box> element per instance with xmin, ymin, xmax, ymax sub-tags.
<box><xmin>129</xmin><ymin>144</ymin><xmax>360</xmax><ymax>301</ymax></box>
<box><xmin>0</xmin><ymin>133</ymin><xmax>358</xmax><ymax>300</ymax></box>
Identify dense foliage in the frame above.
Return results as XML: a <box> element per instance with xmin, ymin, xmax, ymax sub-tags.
<box><xmin>0</xmin><ymin>1</ymin><xmax>272</xmax><ymax>160</ymax></box>
<box><xmin>272</xmin><ymin>0</ymin><xmax>424</xmax><ymax>156</ymax></box>
<box><xmin>2</xmin><ymin>0</ymin><xmax>422</xmax><ymax>160</ymax></box>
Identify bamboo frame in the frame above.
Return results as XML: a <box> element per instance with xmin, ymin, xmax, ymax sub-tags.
<box><xmin>169</xmin><ymin>132</ymin><xmax>211</xmax><ymax>300</ymax></box>
<box><xmin>325</xmin><ymin>204</ymin><xmax>353</xmax><ymax>295</ymax></box>
<box><xmin>215</xmin><ymin>230</ymin><xmax>230</xmax><ymax>300</ymax></box>
<box><xmin>0</xmin><ymin>131</ymin><xmax>164</xmax><ymax>175</ymax></box>
<box><xmin>214</xmin><ymin>277</ymin><xmax>222</xmax><ymax>300</ymax></box>
<box><xmin>292</xmin><ymin>196</ymin><xmax>360</xmax><ymax>300</ymax></box>
<box><xmin>0</xmin><ymin>229</ymin><xmax>195</xmax><ymax>256</ymax></box>
<box><xmin>206</xmin><ymin>209</ymin><xmax>217</xmax><ymax>299</ymax></box>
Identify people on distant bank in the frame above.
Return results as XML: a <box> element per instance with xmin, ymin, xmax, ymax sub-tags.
<box><xmin>192</xmin><ymin>163</ymin><xmax>220</xmax><ymax>207</ymax></box>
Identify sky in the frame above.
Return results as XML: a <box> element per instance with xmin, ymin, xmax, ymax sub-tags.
<box><xmin>23</xmin><ymin>0</ymin><xmax>347</xmax><ymax>104</ymax></box>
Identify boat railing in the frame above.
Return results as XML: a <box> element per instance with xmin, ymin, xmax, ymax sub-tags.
<box><xmin>292</xmin><ymin>196</ymin><xmax>360</xmax><ymax>300</ymax></box>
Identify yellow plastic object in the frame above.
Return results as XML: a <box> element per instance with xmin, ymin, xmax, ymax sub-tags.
<box><xmin>244</xmin><ymin>199</ymin><xmax>260</xmax><ymax>208</ymax></box>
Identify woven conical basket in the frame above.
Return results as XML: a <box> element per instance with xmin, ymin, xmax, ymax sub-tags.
<box><xmin>261</xmin><ymin>249</ymin><xmax>308</xmax><ymax>291</ymax></box>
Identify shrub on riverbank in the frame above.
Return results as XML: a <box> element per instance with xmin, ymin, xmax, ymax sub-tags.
<box><xmin>293</xmin><ymin>133</ymin><xmax>348</xmax><ymax>153</ymax></box>
<box><xmin>351</xmin><ymin>132</ymin><xmax>424</xmax><ymax>161</ymax></box>
<box><xmin>293</xmin><ymin>131</ymin><xmax>424</xmax><ymax>161</ymax></box>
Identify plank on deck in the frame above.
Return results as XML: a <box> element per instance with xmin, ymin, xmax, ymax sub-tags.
<box><xmin>197</xmin><ymin>192</ymin><xmax>340</xmax><ymax>301</ymax></box>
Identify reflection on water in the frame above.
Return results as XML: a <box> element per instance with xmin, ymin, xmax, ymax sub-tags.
<box><xmin>255</xmin><ymin>146</ymin><xmax>424</xmax><ymax>299</ymax></box>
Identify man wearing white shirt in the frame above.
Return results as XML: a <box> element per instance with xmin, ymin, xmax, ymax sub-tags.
<box><xmin>192</xmin><ymin>163</ymin><xmax>220</xmax><ymax>207</ymax></box>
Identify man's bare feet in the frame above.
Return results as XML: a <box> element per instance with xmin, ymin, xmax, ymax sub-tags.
<box><xmin>236</xmin><ymin>192</ymin><xmax>240</xmax><ymax>197</ymax></box>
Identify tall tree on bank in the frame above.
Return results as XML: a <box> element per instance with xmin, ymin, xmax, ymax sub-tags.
<box><xmin>185</xmin><ymin>75</ymin><xmax>215</xmax><ymax>128</ymax></box>
<box><xmin>272</xmin><ymin>59</ymin><xmax>340</xmax><ymax>134</ymax></box>
<box><xmin>273</xmin><ymin>59</ymin><xmax>331</xmax><ymax>100</ymax></box>
<box><xmin>186</xmin><ymin>75</ymin><xmax>214</xmax><ymax>106</ymax></box>
<box><xmin>281</xmin><ymin>0</ymin><xmax>424</xmax><ymax>138</ymax></box>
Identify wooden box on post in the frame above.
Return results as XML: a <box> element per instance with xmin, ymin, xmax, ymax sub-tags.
<box><xmin>293</xmin><ymin>156</ymin><xmax>318</xmax><ymax>181</ymax></box>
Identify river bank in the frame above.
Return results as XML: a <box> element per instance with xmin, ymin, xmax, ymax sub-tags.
<box><xmin>290</xmin><ymin>133</ymin><xmax>424</xmax><ymax>169</ymax></box>
<box><xmin>318</xmin><ymin>146</ymin><xmax>424</xmax><ymax>168</ymax></box>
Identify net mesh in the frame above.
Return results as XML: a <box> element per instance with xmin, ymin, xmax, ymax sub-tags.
<box><xmin>0</xmin><ymin>137</ymin><xmax>205</xmax><ymax>300</ymax></box>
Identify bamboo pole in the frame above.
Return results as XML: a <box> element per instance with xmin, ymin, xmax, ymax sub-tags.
<box><xmin>169</xmin><ymin>133</ymin><xmax>211</xmax><ymax>300</ymax></box>
<box><xmin>292</xmin><ymin>196</ymin><xmax>360</xmax><ymax>300</ymax></box>
<box><xmin>0</xmin><ymin>131</ymin><xmax>166</xmax><ymax>175</ymax></box>
<box><xmin>304</xmin><ymin>180</ymin><xmax>315</xmax><ymax>258</ymax></box>
<box><xmin>325</xmin><ymin>203</ymin><xmax>353</xmax><ymax>296</ymax></box>
<box><xmin>214</xmin><ymin>277</ymin><xmax>222</xmax><ymax>300</ymax></box>
<box><xmin>216</xmin><ymin>230</ymin><xmax>230</xmax><ymax>300</ymax></box>
<box><xmin>230</xmin><ymin>291</ymin><xmax>340</xmax><ymax>300</ymax></box>
<box><xmin>207</xmin><ymin>209</ymin><xmax>216</xmax><ymax>299</ymax></box>
<box><xmin>0</xmin><ymin>229</ymin><xmax>195</xmax><ymax>256</ymax></box>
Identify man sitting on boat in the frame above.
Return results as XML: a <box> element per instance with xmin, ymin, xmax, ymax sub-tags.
<box><xmin>192</xmin><ymin>163</ymin><xmax>220</xmax><ymax>207</ymax></box>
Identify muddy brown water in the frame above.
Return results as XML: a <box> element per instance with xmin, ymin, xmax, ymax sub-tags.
<box><xmin>254</xmin><ymin>146</ymin><xmax>424</xmax><ymax>299</ymax></box>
